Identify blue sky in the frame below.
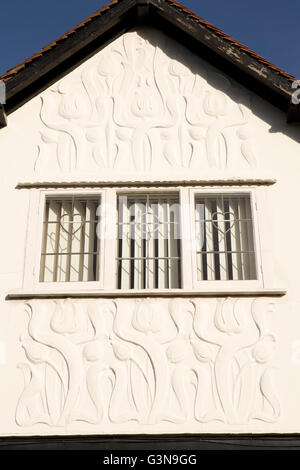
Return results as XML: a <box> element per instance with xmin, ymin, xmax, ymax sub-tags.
<box><xmin>0</xmin><ymin>0</ymin><xmax>299</xmax><ymax>77</ymax></box>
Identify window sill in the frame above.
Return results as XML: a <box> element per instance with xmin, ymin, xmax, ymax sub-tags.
<box><xmin>6</xmin><ymin>287</ymin><xmax>287</xmax><ymax>299</ymax></box>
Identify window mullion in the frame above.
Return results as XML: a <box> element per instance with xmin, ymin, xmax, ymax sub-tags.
<box><xmin>103</xmin><ymin>188</ymin><xmax>117</xmax><ymax>290</ymax></box>
<box><xmin>179</xmin><ymin>187</ymin><xmax>193</xmax><ymax>289</ymax></box>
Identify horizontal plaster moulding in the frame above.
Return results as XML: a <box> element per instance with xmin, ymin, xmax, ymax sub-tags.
<box><xmin>16</xmin><ymin>178</ymin><xmax>277</xmax><ymax>189</ymax></box>
<box><xmin>7</xmin><ymin>288</ymin><xmax>287</xmax><ymax>299</ymax></box>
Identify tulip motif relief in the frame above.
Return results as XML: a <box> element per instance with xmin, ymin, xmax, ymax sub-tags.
<box><xmin>35</xmin><ymin>29</ymin><xmax>258</xmax><ymax>174</ymax></box>
<box><xmin>16</xmin><ymin>297</ymin><xmax>279</xmax><ymax>429</ymax></box>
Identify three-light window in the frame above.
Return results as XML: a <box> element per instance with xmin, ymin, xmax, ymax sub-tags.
<box><xmin>37</xmin><ymin>188</ymin><xmax>260</xmax><ymax>290</ymax></box>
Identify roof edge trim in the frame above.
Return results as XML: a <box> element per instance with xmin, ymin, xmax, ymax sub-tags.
<box><xmin>0</xmin><ymin>0</ymin><xmax>299</xmax><ymax>123</ymax></box>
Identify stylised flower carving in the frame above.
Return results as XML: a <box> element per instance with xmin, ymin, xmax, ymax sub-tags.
<box><xmin>131</xmin><ymin>90</ymin><xmax>158</xmax><ymax>118</ymax></box>
<box><xmin>132</xmin><ymin>301</ymin><xmax>160</xmax><ymax>334</ymax></box>
<box><xmin>203</xmin><ymin>90</ymin><xmax>230</xmax><ymax>118</ymax></box>
<box><xmin>168</xmin><ymin>60</ymin><xmax>189</xmax><ymax>78</ymax></box>
<box><xmin>98</xmin><ymin>53</ymin><xmax>121</xmax><ymax>78</ymax></box>
<box><xmin>166</xmin><ymin>340</ymin><xmax>188</xmax><ymax>363</ymax></box>
<box><xmin>22</xmin><ymin>339</ymin><xmax>49</xmax><ymax>364</ymax></box>
<box><xmin>191</xmin><ymin>341</ymin><xmax>214</xmax><ymax>363</ymax></box>
<box><xmin>83</xmin><ymin>341</ymin><xmax>103</xmax><ymax>362</ymax></box>
<box><xmin>252</xmin><ymin>335</ymin><xmax>276</xmax><ymax>364</ymax></box>
<box><xmin>57</xmin><ymin>84</ymin><xmax>88</xmax><ymax>120</ymax></box>
<box><xmin>112</xmin><ymin>342</ymin><xmax>132</xmax><ymax>361</ymax></box>
<box><xmin>50</xmin><ymin>301</ymin><xmax>78</xmax><ymax>334</ymax></box>
<box><xmin>214</xmin><ymin>298</ymin><xmax>244</xmax><ymax>334</ymax></box>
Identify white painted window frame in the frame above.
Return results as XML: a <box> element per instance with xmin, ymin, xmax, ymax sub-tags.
<box><xmin>189</xmin><ymin>187</ymin><xmax>264</xmax><ymax>291</ymax></box>
<box><xmin>23</xmin><ymin>185</ymin><xmax>272</xmax><ymax>293</ymax></box>
<box><xmin>115</xmin><ymin>187</ymin><xmax>187</xmax><ymax>290</ymax></box>
<box><xmin>23</xmin><ymin>188</ymin><xmax>106</xmax><ymax>292</ymax></box>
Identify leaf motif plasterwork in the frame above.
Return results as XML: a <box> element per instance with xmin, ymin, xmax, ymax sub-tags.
<box><xmin>16</xmin><ymin>297</ymin><xmax>279</xmax><ymax>428</ymax></box>
<box><xmin>35</xmin><ymin>29</ymin><xmax>258</xmax><ymax>174</ymax></box>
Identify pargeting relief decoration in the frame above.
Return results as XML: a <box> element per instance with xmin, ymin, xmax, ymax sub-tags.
<box><xmin>16</xmin><ymin>297</ymin><xmax>279</xmax><ymax>428</ymax></box>
<box><xmin>35</xmin><ymin>28</ymin><xmax>258</xmax><ymax>174</ymax></box>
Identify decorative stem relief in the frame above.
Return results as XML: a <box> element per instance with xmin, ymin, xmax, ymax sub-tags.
<box><xmin>16</xmin><ymin>297</ymin><xmax>279</xmax><ymax>428</ymax></box>
<box><xmin>35</xmin><ymin>28</ymin><xmax>258</xmax><ymax>174</ymax></box>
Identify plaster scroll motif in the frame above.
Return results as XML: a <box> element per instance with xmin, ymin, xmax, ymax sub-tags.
<box><xmin>16</xmin><ymin>297</ymin><xmax>278</xmax><ymax>428</ymax></box>
<box><xmin>35</xmin><ymin>29</ymin><xmax>259</xmax><ymax>174</ymax></box>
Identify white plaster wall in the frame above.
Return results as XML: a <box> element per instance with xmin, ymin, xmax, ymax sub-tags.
<box><xmin>0</xmin><ymin>27</ymin><xmax>299</xmax><ymax>435</ymax></box>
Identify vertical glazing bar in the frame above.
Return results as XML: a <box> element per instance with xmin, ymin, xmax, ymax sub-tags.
<box><xmin>176</xmin><ymin>200</ymin><xmax>181</xmax><ymax>288</ymax></box>
<box><xmin>239</xmin><ymin>197</ymin><xmax>250</xmax><ymax>280</ymax></box>
<box><xmin>204</xmin><ymin>198</ymin><xmax>214</xmax><ymax>280</ymax></box>
<box><xmin>216</xmin><ymin>197</ymin><xmax>227</xmax><ymax>280</ymax></box>
<box><xmin>169</xmin><ymin>199</ymin><xmax>179</xmax><ymax>288</ymax></box>
<box><xmin>44</xmin><ymin>200</ymin><xmax>61</xmax><ymax>282</ymax></box>
<box><xmin>56</xmin><ymin>200</ymin><xmax>68</xmax><ymax>282</ymax></box>
<box><xmin>86</xmin><ymin>200</ymin><xmax>96</xmax><ymax>281</ymax></box>
<box><xmin>153</xmin><ymin>200</ymin><xmax>159</xmax><ymax>288</ymax></box>
<box><xmin>194</xmin><ymin>199</ymin><xmax>202</xmax><ymax>280</ymax></box>
<box><xmin>92</xmin><ymin>200</ymin><xmax>99</xmax><ymax>282</ymax></box>
<box><xmin>133</xmin><ymin>199</ymin><xmax>144</xmax><ymax>289</ymax></box>
<box><xmin>205</xmin><ymin>198</ymin><xmax>215</xmax><ymax>280</ymax></box>
<box><xmin>142</xmin><ymin>199</ymin><xmax>147</xmax><ymax>289</ymax></box>
<box><xmin>39</xmin><ymin>201</ymin><xmax>49</xmax><ymax>282</ymax></box>
<box><xmin>231</xmin><ymin>197</ymin><xmax>243</xmax><ymax>280</ymax></box>
<box><xmin>62</xmin><ymin>200</ymin><xmax>73</xmax><ymax>282</ymax></box>
<box><xmin>224</xmin><ymin>199</ymin><xmax>233</xmax><ymax>280</ymax></box>
<box><xmin>52</xmin><ymin>201</ymin><xmax>62</xmax><ymax>282</ymax></box>
<box><xmin>69</xmin><ymin>199</ymin><xmax>83</xmax><ymax>282</ymax></box>
<box><xmin>200</xmin><ymin>200</ymin><xmax>207</xmax><ymax>281</ymax></box>
<box><xmin>121</xmin><ymin>196</ymin><xmax>131</xmax><ymax>289</ymax></box>
<box><xmin>157</xmin><ymin>198</ymin><xmax>167</xmax><ymax>288</ymax></box>
<box><xmin>130</xmin><ymin>200</ymin><xmax>135</xmax><ymax>289</ymax></box>
<box><xmin>147</xmin><ymin>196</ymin><xmax>155</xmax><ymax>289</ymax></box>
<box><xmin>245</xmin><ymin>196</ymin><xmax>256</xmax><ymax>279</ymax></box>
<box><xmin>117</xmin><ymin>196</ymin><xmax>123</xmax><ymax>289</ymax></box>
<box><xmin>165</xmin><ymin>198</ymin><xmax>171</xmax><ymax>288</ymax></box>
<box><xmin>78</xmin><ymin>201</ymin><xmax>86</xmax><ymax>282</ymax></box>
<box><xmin>211</xmin><ymin>198</ymin><xmax>220</xmax><ymax>280</ymax></box>
<box><xmin>83</xmin><ymin>201</ymin><xmax>90</xmax><ymax>282</ymax></box>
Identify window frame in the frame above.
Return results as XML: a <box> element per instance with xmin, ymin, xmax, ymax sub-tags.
<box><xmin>189</xmin><ymin>187</ymin><xmax>264</xmax><ymax>291</ymax></box>
<box><xmin>24</xmin><ymin>188</ymin><xmax>106</xmax><ymax>292</ymax></box>
<box><xmin>23</xmin><ymin>185</ymin><xmax>268</xmax><ymax>294</ymax></box>
<box><xmin>115</xmin><ymin>190</ymin><xmax>182</xmax><ymax>290</ymax></box>
<box><xmin>109</xmin><ymin>187</ymin><xmax>189</xmax><ymax>290</ymax></box>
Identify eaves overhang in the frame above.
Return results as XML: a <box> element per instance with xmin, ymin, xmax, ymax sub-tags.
<box><xmin>0</xmin><ymin>0</ymin><xmax>299</xmax><ymax>127</ymax></box>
